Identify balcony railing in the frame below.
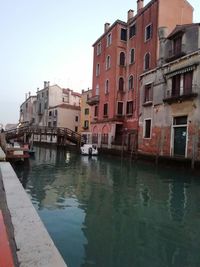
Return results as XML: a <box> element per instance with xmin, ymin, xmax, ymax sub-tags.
<box><xmin>163</xmin><ymin>87</ymin><xmax>198</xmax><ymax>104</ymax></box>
<box><xmin>166</xmin><ymin>44</ymin><xmax>186</xmax><ymax>62</ymax></box>
<box><xmin>87</xmin><ymin>95</ymin><xmax>99</xmax><ymax>106</ymax></box>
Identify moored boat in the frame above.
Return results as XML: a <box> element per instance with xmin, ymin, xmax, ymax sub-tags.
<box><xmin>80</xmin><ymin>144</ymin><xmax>98</xmax><ymax>156</ymax></box>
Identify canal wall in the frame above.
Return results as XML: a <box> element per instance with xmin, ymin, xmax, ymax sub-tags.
<box><xmin>0</xmin><ymin>162</ymin><xmax>68</xmax><ymax>267</ymax></box>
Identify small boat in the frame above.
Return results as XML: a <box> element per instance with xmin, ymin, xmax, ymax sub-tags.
<box><xmin>80</xmin><ymin>144</ymin><xmax>98</xmax><ymax>156</ymax></box>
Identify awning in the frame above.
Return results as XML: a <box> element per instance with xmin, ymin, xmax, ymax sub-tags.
<box><xmin>166</xmin><ymin>64</ymin><xmax>197</xmax><ymax>78</ymax></box>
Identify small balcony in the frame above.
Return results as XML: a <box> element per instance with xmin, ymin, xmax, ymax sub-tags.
<box><xmin>163</xmin><ymin>88</ymin><xmax>198</xmax><ymax>104</ymax></box>
<box><xmin>87</xmin><ymin>95</ymin><xmax>99</xmax><ymax>106</ymax></box>
<box><xmin>166</xmin><ymin>44</ymin><xmax>186</xmax><ymax>63</ymax></box>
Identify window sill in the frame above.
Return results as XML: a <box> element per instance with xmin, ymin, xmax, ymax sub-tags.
<box><xmin>126</xmin><ymin>113</ymin><xmax>133</xmax><ymax>117</ymax></box>
<box><xmin>143</xmin><ymin>101</ymin><xmax>152</xmax><ymax>107</ymax></box>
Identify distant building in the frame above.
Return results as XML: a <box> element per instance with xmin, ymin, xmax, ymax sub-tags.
<box><xmin>139</xmin><ymin>23</ymin><xmax>200</xmax><ymax>160</ymax></box>
<box><xmin>35</xmin><ymin>81</ymin><xmax>81</xmax><ymax>130</ymax></box>
<box><xmin>80</xmin><ymin>89</ymin><xmax>92</xmax><ymax>143</ymax></box>
<box><xmin>19</xmin><ymin>92</ymin><xmax>37</xmax><ymax>127</ymax></box>
<box><xmin>88</xmin><ymin>0</ymin><xmax>193</xmax><ymax>150</ymax></box>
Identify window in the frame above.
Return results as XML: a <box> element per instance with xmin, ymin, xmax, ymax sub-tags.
<box><xmin>119</xmin><ymin>77</ymin><xmax>124</xmax><ymax>92</ymax></box>
<box><xmin>117</xmin><ymin>102</ymin><xmax>123</xmax><ymax>115</ymax></box>
<box><xmin>96</xmin><ymin>84</ymin><xmax>99</xmax><ymax>95</ymax></box>
<box><xmin>173</xmin><ymin>36</ymin><xmax>182</xmax><ymax>55</ymax></box>
<box><xmin>144</xmin><ymin>84</ymin><xmax>153</xmax><ymax>103</ymax></box>
<box><xmin>106</xmin><ymin>55</ymin><xmax>111</xmax><ymax>70</ymax></box>
<box><xmin>128</xmin><ymin>75</ymin><xmax>134</xmax><ymax>90</ymax></box>
<box><xmin>126</xmin><ymin>101</ymin><xmax>133</xmax><ymax>115</ymax></box>
<box><xmin>172</xmin><ymin>75</ymin><xmax>181</xmax><ymax>97</ymax></box>
<box><xmin>145</xmin><ymin>24</ymin><xmax>152</xmax><ymax>41</ymax></box>
<box><xmin>121</xmin><ymin>28</ymin><xmax>127</xmax><ymax>41</ymax></box>
<box><xmin>97</xmin><ymin>42</ymin><xmax>101</xmax><ymax>55</ymax></box>
<box><xmin>63</xmin><ymin>94</ymin><xmax>69</xmax><ymax>103</ymax></box>
<box><xmin>173</xmin><ymin>116</ymin><xmax>187</xmax><ymax>125</ymax></box>
<box><xmin>94</xmin><ymin>105</ymin><xmax>98</xmax><ymax>117</ymax></box>
<box><xmin>144</xmin><ymin>119</ymin><xmax>151</xmax><ymax>138</ymax></box>
<box><xmin>75</xmin><ymin>126</ymin><xmax>78</xmax><ymax>132</ymax></box>
<box><xmin>75</xmin><ymin>116</ymin><xmax>79</xmax><ymax>122</ymax></box>
<box><xmin>85</xmin><ymin>108</ymin><xmax>89</xmax><ymax>115</ymax></box>
<box><xmin>48</xmin><ymin>122</ymin><xmax>51</xmax><ymax>127</ymax></box>
<box><xmin>105</xmin><ymin>80</ymin><xmax>109</xmax><ymax>94</ymax></box>
<box><xmin>103</xmin><ymin>103</ymin><xmax>108</xmax><ymax>116</ymax></box>
<box><xmin>130</xmin><ymin>48</ymin><xmax>135</xmax><ymax>64</ymax></box>
<box><xmin>107</xmin><ymin>33</ymin><xmax>112</xmax><ymax>46</ymax></box>
<box><xmin>53</xmin><ymin>121</ymin><xmax>57</xmax><ymax>127</ymax></box>
<box><xmin>183</xmin><ymin>71</ymin><xmax>193</xmax><ymax>95</ymax></box>
<box><xmin>84</xmin><ymin>120</ymin><xmax>89</xmax><ymax>129</ymax></box>
<box><xmin>119</xmin><ymin>52</ymin><xmax>125</xmax><ymax>66</ymax></box>
<box><xmin>49</xmin><ymin>111</ymin><xmax>52</xmax><ymax>116</ymax></box>
<box><xmin>54</xmin><ymin>110</ymin><xmax>57</xmax><ymax>116</ymax></box>
<box><xmin>96</xmin><ymin>63</ymin><xmax>100</xmax><ymax>76</ymax></box>
<box><xmin>129</xmin><ymin>24</ymin><xmax>136</xmax><ymax>39</ymax></box>
<box><xmin>144</xmin><ymin>53</ymin><xmax>150</xmax><ymax>70</ymax></box>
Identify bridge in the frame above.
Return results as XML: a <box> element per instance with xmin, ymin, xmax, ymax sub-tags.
<box><xmin>4</xmin><ymin>126</ymin><xmax>85</xmax><ymax>146</ymax></box>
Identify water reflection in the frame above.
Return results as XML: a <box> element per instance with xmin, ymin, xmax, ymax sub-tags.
<box><xmin>13</xmin><ymin>146</ymin><xmax>200</xmax><ymax>267</ymax></box>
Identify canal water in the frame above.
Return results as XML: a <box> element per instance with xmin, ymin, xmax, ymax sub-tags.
<box><xmin>13</xmin><ymin>146</ymin><xmax>200</xmax><ymax>267</ymax></box>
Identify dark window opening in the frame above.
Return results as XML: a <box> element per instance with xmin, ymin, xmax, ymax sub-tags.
<box><xmin>145</xmin><ymin>24</ymin><xmax>152</xmax><ymax>41</ymax></box>
<box><xmin>144</xmin><ymin>84</ymin><xmax>152</xmax><ymax>102</ymax></box>
<box><xmin>126</xmin><ymin>101</ymin><xmax>133</xmax><ymax>114</ymax></box>
<box><xmin>129</xmin><ymin>75</ymin><xmax>134</xmax><ymax>90</ymax></box>
<box><xmin>172</xmin><ymin>75</ymin><xmax>181</xmax><ymax>97</ymax></box>
<box><xmin>117</xmin><ymin>102</ymin><xmax>123</xmax><ymax>115</ymax></box>
<box><xmin>121</xmin><ymin>28</ymin><xmax>127</xmax><ymax>41</ymax></box>
<box><xmin>173</xmin><ymin>116</ymin><xmax>187</xmax><ymax>125</ymax></box>
<box><xmin>75</xmin><ymin>116</ymin><xmax>79</xmax><ymax>122</ymax></box>
<box><xmin>104</xmin><ymin>103</ymin><xmax>108</xmax><ymax>116</ymax></box>
<box><xmin>183</xmin><ymin>71</ymin><xmax>193</xmax><ymax>95</ymax></box>
<box><xmin>119</xmin><ymin>77</ymin><xmax>124</xmax><ymax>92</ymax></box>
<box><xmin>94</xmin><ymin>106</ymin><xmax>98</xmax><ymax>117</ymax></box>
<box><xmin>144</xmin><ymin>53</ymin><xmax>150</xmax><ymax>70</ymax></box>
<box><xmin>119</xmin><ymin>52</ymin><xmax>125</xmax><ymax>66</ymax></box>
<box><xmin>130</xmin><ymin>49</ymin><xmax>135</xmax><ymax>64</ymax></box>
<box><xmin>144</xmin><ymin>119</ymin><xmax>151</xmax><ymax>138</ymax></box>
<box><xmin>129</xmin><ymin>24</ymin><xmax>136</xmax><ymax>39</ymax></box>
<box><xmin>85</xmin><ymin>108</ymin><xmax>89</xmax><ymax>115</ymax></box>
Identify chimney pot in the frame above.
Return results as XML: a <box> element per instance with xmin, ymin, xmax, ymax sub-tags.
<box><xmin>137</xmin><ymin>0</ymin><xmax>144</xmax><ymax>12</ymax></box>
<box><xmin>104</xmin><ymin>23</ymin><xmax>110</xmax><ymax>32</ymax></box>
<box><xmin>44</xmin><ymin>81</ymin><xmax>47</xmax><ymax>88</ymax></box>
<box><xmin>127</xmin><ymin>9</ymin><xmax>134</xmax><ymax>21</ymax></box>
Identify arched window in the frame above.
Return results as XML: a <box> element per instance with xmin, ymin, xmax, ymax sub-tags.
<box><xmin>106</xmin><ymin>55</ymin><xmax>111</xmax><ymax>70</ymax></box>
<box><xmin>119</xmin><ymin>52</ymin><xmax>125</xmax><ymax>66</ymax></box>
<box><xmin>130</xmin><ymin>48</ymin><xmax>135</xmax><ymax>64</ymax></box>
<box><xmin>144</xmin><ymin>53</ymin><xmax>150</xmax><ymax>70</ymax></box>
<box><xmin>128</xmin><ymin>75</ymin><xmax>134</xmax><ymax>90</ymax></box>
<box><xmin>119</xmin><ymin>77</ymin><xmax>124</xmax><ymax>92</ymax></box>
<box><xmin>105</xmin><ymin>80</ymin><xmax>109</xmax><ymax>94</ymax></box>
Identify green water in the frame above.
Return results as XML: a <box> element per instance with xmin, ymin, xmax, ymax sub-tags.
<box><xmin>14</xmin><ymin>146</ymin><xmax>200</xmax><ymax>267</ymax></box>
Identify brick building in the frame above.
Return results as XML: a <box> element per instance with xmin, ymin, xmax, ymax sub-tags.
<box><xmin>139</xmin><ymin>23</ymin><xmax>200</xmax><ymax>160</ymax></box>
<box><xmin>89</xmin><ymin>0</ymin><xmax>193</xmax><ymax>150</ymax></box>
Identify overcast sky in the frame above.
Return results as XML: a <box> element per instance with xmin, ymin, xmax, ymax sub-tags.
<box><xmin>0</xmin><ymin>0</ymin><xmax>199</xmax><ymax>126</ymax></box>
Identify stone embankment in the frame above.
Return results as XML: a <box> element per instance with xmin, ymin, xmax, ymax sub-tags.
<box><xmin>0</xmin><ymin>161</ymin><xmax>68</xmax><ymax>267</ymax></box>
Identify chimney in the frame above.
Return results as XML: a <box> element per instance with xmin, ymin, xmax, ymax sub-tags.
<box><xmin>127</xmin><ymin>9</ymin><xmax>134</xmax><ymax>21</ymax></box>
<box><xmin>25</xmin><ymin>93</ymin><xmax>27</xmax><ymax>100</ymax></box>
<box><xmin>37</xmin><ymin>88</ymin><xmax>39</xmax><ymax>92</ymax></box>
<box><xmin>29</xmin><ymin>91</ymin><xmax>31</xmax><ymax>97</ymax></box>
<box><xmin>44</xmin><ymin>81</ymin><xmax>47</xmax><ymax>88</ymax></box>
<box><xmin>47</xmin><ymin>81</ymin><xmax>50</xmax><ymax>87</ymax></box>
<box><xmin>104</xmin><ymin>23</ymin><xmax>110</xmax><ymax>32</ymax></box>
<box><xmin>137</xmin><ymin>0</ymin><xmax>144</xmax><ymax>12</ymax></box>
<box><xmin>158</xmin><ymin>27</ymin><xmax>168</xmax><ymax>66</ymax></box>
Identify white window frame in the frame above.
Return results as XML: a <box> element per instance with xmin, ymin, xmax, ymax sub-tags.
<box><xmin>143</xmin><ymin>118</ymin><xmax>152</xmax><ymax>139</ymax></box>
<box><xmin>145</xmin><ymin>23</ymin><xmax>152</xmax><ymax>42</ymax></box>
